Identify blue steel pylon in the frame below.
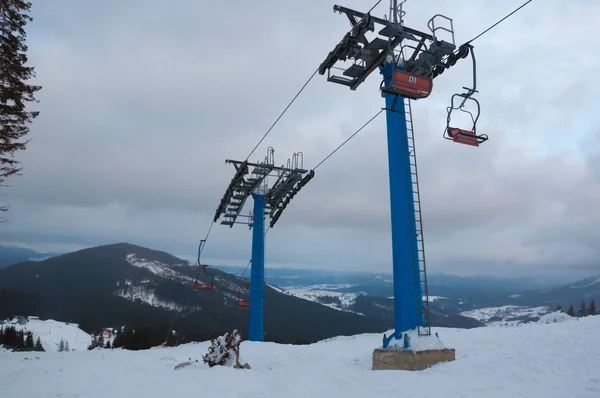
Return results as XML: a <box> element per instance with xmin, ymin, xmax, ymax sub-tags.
<box><xmin>213</xmin><ymin>150</ymin><xmax>314</xmax><ymax>342</ymax></box>
<box><xmin>380</xmin><ymin>63</ymin><xmax>424</xmax><ymax>348</ymax></box>
<box><xmin>248</xmin><ymin>193</ymin><xmax>265</xmax><ymax>341</ymax></box>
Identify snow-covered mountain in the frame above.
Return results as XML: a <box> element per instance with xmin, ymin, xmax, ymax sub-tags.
<box><xmin>1</xmin><ymin>312</ymin><xmax>598</xmax><ymax>397</ymax></box>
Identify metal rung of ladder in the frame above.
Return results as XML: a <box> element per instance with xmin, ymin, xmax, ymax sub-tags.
<box><xmin>403</xmin><ymin>97</ymin><xmax>431</xmax><ymax>336</ymax></box>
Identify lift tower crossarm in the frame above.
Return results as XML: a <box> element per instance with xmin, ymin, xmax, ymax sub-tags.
<box><xmin>333</xmin><ymin>5</ymin><xmax>434</xmax><ymax>41</ymax></box>
<box><xmin>318</xmin><ymin>4</ymin><xmax>457</xmax><ymax>92</ymax></box>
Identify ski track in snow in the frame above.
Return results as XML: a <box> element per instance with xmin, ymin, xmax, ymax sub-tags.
<box><xmin>1</xmin><ymin>316</ymin><xmax>599</xmax><ymax>397</ymax></box>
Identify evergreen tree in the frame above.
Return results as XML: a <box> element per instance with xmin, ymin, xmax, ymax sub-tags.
<box><xmin>25</xmin><ymin>331</ymin><xmax>33</xmax><ymax>347</ymax></box>
<box><xmin>57</xmin><ymin>338</ymin><xmax>65</xmax><ymax>352</ymax></box>
<box><xmin>34</xmin><ymin>336</ymin><xmax>43</xmax><ymax>351</ymax></box>
<box><xmin>578</xmin><ymin>298</ymin><xmax>587</xmax><ymax>317</ymax></box>
<box><xmin>104</xmin><ymin>339</ymin><xmax>111</xmax><ymax>349</ymax></box>
<box><xmin>0</xmin><ymin>0</ymin><xmax>42</xmax><ymax>214</ymax></box>
<box><xmin>87</xmin><ymin>334</ymin><xmax>100</xmax><ymax>350</ymax></box>
<box><xmin>112</xmin><ymin>327</ymin><xmax>124</xmax><ymax>348</ymax></box>
<box><xmin>64</xmin><ymin>340</ymin><xmax>70</xmax><ymax>352</ymax></box>
<box><xmin>588</xmin><ymin>298</ymin><xmax>596</xmax><ymax>316</ymax></box>
<box><xmin>567</xmin><ymin>304</ymin><xmax>575</xmax><ymax>317</ymax></box>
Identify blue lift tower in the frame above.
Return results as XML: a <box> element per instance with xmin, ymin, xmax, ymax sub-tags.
<box><xmin>213</xmin><ymin>148</ymin><xmax>314</xmax><ymax>341</ymax></box>
<box><xmin>317</xmin><ymin>1</ymin><xmax>487</xmax><ymax>349</ymax></box>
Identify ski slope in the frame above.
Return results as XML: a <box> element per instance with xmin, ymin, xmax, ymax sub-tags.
<box><xmin>7</xmin><ymin>318</ymin><xmax>91</xmax><ymax>352</ymax></box>
<box><xmin>1</xmin><ymin>315</ymin><xmax>599</xmax><ymax>397</ymax></box>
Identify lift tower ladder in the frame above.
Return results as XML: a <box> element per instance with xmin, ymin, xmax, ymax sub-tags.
<box><xmin>404</xmin><ymin>97</ymin><xmax>431</xmax><ymax>336</ymax></box>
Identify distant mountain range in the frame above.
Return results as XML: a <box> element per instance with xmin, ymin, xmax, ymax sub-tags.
<box><xmin>1</xmin><ymin>242</ymin><xmax>597</xmax><ymax>338</ymax></box>
<box><xmin>0</xmin><ymin>245</ymin><xmax>64</xmax><ymax>268</ymax></box>
<box><xmin>0</xmin><ymin>243</ymin><xmax>482</xmax><ymax>344</ymax></box>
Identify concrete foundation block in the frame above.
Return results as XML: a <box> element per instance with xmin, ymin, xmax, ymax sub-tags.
<box><xmin>372</xmin><ymin>348</ymin><xmax>456</xmax><ymax>371</ymax></box>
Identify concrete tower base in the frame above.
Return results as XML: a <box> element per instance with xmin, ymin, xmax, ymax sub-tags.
<box><xmin>372</xmin><ymin>348</ymin><xmax>456</xmax><ymax>371</ymax></box>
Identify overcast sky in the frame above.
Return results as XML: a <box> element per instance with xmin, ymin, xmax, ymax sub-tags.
<box><xmin>2</xmin><ymin>0</ymin><xmax>600</xmax><ymax>279</ymax></box>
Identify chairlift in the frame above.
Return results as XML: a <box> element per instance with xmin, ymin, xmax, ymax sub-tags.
<box><xmin>237</xmin><ymin>282</ymin><xmax>250</xmax><ymax>309</ymax></box>
<box><xmin>443</xmin><ymin>44</ymin><xmax>488</xmax><ymax>147</ymax></box>
<box><xmin>193</xmin><ymin>239</ymin><xmax>214</xmax><ymax>290</ymax></box>
<box><xmin>193</xmin><ymin>265</ymin><xmax>214</xmax><ymax>290</ymax></box>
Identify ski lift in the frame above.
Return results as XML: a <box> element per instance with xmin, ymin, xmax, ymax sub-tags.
<box><xmin>193</xmin><ymin>239</ymin><xmax>214</xmax><ymax>290</ymax></box>
<box><xmin>237</xmin><ymin>282</ymin><xmax>250</xmax><ymax>308</ymax></box>
<box><xmin>194</xmin><ymin>265</ymin><xmax>214</xmax><ymax>290</ymax></box>
<box><xmin>443</xmin><ymin>44</ymin><xmax>488</xmax><ymax>147</ymax></box>
<box><xmin>237</xmin><ymin>300</ymin><xmax>250</xmax><ymax>308</ymax></box>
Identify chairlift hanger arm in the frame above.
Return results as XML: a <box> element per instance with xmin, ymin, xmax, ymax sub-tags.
<box><xmin>332</xmin><ymin>5</ymin><xmax>435</xmax><ymax>42</ymax></box>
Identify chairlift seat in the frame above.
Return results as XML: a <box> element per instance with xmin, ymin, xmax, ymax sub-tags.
<box><xmin>447</xmin><ymin>127</ymin><xmax>487</xmax><ymax>147</ymax></box>
<box><xmin>194</xmin><ymin>283</ymin><xmax>213</xmax><ymax>290</ymax></box>
<box><xmin>237</xmin><ymin>300</ymin><xmax>250</xmax><ymax>308</ymax></box>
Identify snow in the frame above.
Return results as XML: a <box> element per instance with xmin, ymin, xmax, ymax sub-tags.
<box><xmin>279</xmin><ymin>284</ymin><xmax>365</xmax><ymax>314</ymax></box>
<box><xmin>537</xmin><ymin>311</ymin><xmax>574</xmax><ymax>324</ymax></box>
<box><xmin>386</xmin><ymin>329</ymin><xmax>451</xmax><ymax>351</ymax></box>
<box><xmin>461</xmin><ymin>305</ymin><xmax>551</xmax><ymax>325</ymax></box>
<box><xmin>5</xmin><ymin>318</ymin><xmax>91</xmax><ymax>352</ymax></box>
<box><xmin>2</xmin><ymin>316</ymin><xmax>600</xmax><ymax>397</ymax></box>
<box><xmin>115</xmin><ymin>283</ymin><xmax>202</xmax><ymax>313</ymax></box>
<box><xmin>124</xmin><ymin>253</ymin><xmax>195</xmax><ymax>284</ymax></box>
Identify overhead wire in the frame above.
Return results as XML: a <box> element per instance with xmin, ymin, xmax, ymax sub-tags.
<box><xmin>313</xmin><ymin>109</ymin><xmax>385</xmax><ymax>171</ymax></box>
<box><xmin>245</xmin><ymin>68</ymin><xmax>319</xmax><ymax>162</ymax></box>
<box><xmin>466</xmin><ymin>0</ymin><xmax>533</xmax><ymax>44</ymax></box>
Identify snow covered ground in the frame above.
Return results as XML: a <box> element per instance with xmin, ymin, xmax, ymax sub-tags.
<box><xmin>7</xmin><ymin>318</ymin><xmax>91</xmax><ymax>352</ymax></box>
<box><xmin>1</xmin><ymin>315</ymin><xmax>599</xmax><ymax>397</ymax></box>
<box><xmin>460</xmin><ymin>305</ymin><xmax>551</xmax><ymax>326</ymax></box>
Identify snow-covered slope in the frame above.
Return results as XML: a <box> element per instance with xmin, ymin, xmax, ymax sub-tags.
<box><xmin>460</xmin><ymin>305</ymin><xmax>551</xmax><ymax>326</ymax></box>
<box><xmin>1</xmin><ymin>315</ymin><xmax>599</xmax><ymax>397</ymax></box>
<box><xmin>277</xmin><ymin>284</ymin><xmax>366</xmax><ymax>314</ymax></box>
<box><xmin>7</xmin><ymin>318</ymin><xmax>91</xmax><ymax>352</ymax></box>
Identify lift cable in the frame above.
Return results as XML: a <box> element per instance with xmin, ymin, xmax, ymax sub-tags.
<box><xmin>466</xmin><ymin>0</ymin><xmax>533</xmax><ymax>44</ymax></box>
<box><xmin>245</xmin><ymin>68</ymin><xmax>319</xmax><ymax>162</ymax></box>
<box><xmin>313</xmin><ymin>109</ymin><xmax>385</xmax><ymax>171</ymax></box>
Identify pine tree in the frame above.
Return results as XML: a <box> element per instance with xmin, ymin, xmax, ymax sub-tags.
<box><xmin>34</xmin><ymin>336</ymin><xmax>43</xmax><ymax>351</ymax></box>
<box><xmin>0</xmin><ymin>0</ymin><xmax>42</xmax><ymax>214</ymax></box>
<box><xmin>87</xmin><ymin>334</ymin><xmax>100</xmax><ymax>350</ymax></box>
<box><xmin>588</xmin><ymin>298</ymin><xmax>596</xmax><ymax>316</ymax></box>
<box><xmin>104</xmin><ymin>339</ymin><xmax>111</xmax><ymax>349</ymax></box>
<box><xmin>64</xmin><ymin>340</ymin><xmax>69</xmax><ymax>352</ymax></box>
<box><xmin>567</xmin><ymin>304</ymin><xmax>575</xmax><ymax>317</ymax></box>
<box><xmin>57</xmin><ymin>338</ymin><xmax>65</xmax><ymax>352</ymax></box>
<box><xmin>25</xmin><ymin>331</ymin><xmax>33</xmax><ymax>347</ymax></box>
<box><xmin>112</xmin><ymin>327</ymin><xmax>124</xmax><ymax>348</ymax></box>
<box><xmin>578</xmin><ymin>298</ymin><xmax>587</xmax><ymax>317</ymax></box>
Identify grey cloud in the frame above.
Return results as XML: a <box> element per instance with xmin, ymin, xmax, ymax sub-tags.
<box><xmin>3</xmin><ymin>0</ymin><xmax>600</xmax><ymax>278</ymax></box>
